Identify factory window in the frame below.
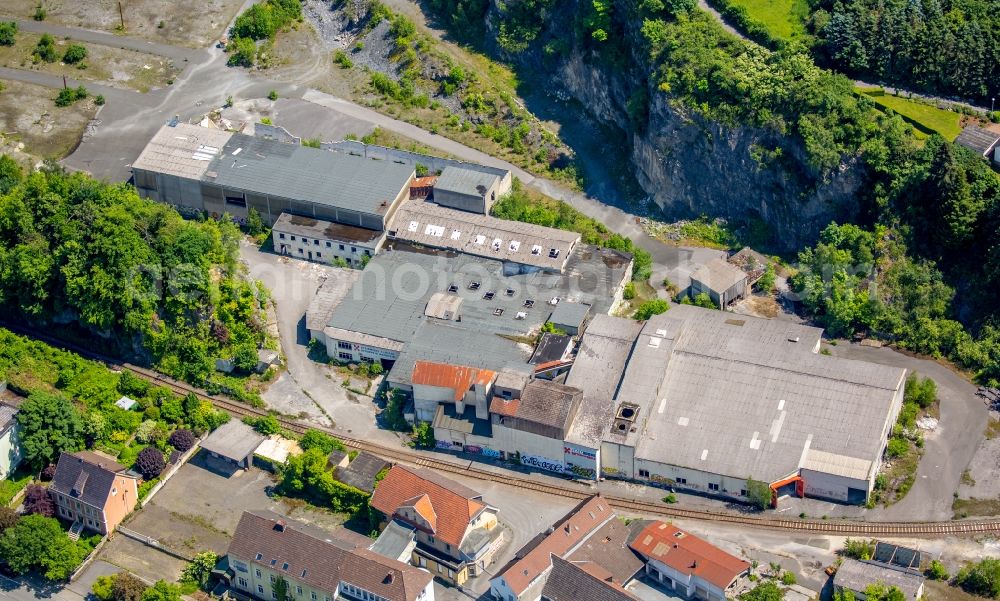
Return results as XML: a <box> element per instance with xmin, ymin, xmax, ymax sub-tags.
<box><xmin>740</xmin><ymin>489</ymin><xmax>747</xmax><ymax>497</ymax></box>
<box><xmin>708</xmin><ymin>483</ymin><xmax>720</xmax><ymax>491</ymax></box>
<box><xmin>302</xmin><ymin>238</ymin><xmax>309</xmax><ymax>245</ymax></box>
<box><xmin>338</xmin><ymin>341</ymin><xmax>352</xmax><ymax>350</ymax></box>
<box><xmin>238</xmin><ymin>578</ymin><xmax>247</xmax><ymax>588</ymax></box>
<box><xmin>316</xmin><ymin>252</ymin><xmax>322</xmax><ymax>258</ymax></box>
<box><xmin>298</xmin><ymin>248</ymin><xmax>303</xmax><ymax>254</ymax></box>
<box><xmin>351</xmin><ymin>247</ymin><xmax>357</xmax><ymax>253</ymax></box>
<box><xmin>338</xmin><ymin>352</ymin><xmax>352</xmax><ymax>361</ymax></box>
<box><xmin>638</xmin><ymin>469</ymin><xmax>650</xmax><ymax>478</ymax></box>
<box><xmin>279</xmin><ymin>233</ymin><xmax>286</xmax><ymax>239</ymax></box>
<box><xmin>225</xmin><ymin>194</ymin><xmax>246</xmax><ymax>207</ymax></box>
<box><xmin>314</xmin><ymin>239</ymin><xmax>320</xmax><ymax>246</ymax></box>
<box><xmin>326</xmin><ymin>241</ymin><xmax>332</xmax><ymax>248</ymax></box>
<box><xmin>676</xmin><ymin>477</ymin><xmax>687</xmax><ymax>485</ymax></box>
<box><xmin>290</xmin><ymin>236</ymin><xmax>296</xmax><ymax>241</ymax></box>
<box><xmin>339</xmin><ymin>244</ymin><xmax>345</xmax><ymax>250</ymax></box>
<box><xmin>364</xmin><ymin>250</ymin><xmax>371</xmax><ymax>256</ymax></box>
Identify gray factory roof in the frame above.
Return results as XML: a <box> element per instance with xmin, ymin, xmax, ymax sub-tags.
<box><xmin>616</xmin><ymin>305</ymin><xmax>905</xmax><ymax>483</ymax></box>
<box><xmin>273</xmin><ymin>213</ymin><xmax>382</xmax><ymax>244</ymax></box>
<box><xmin>201</xmin><ymin>419</ymin><xmax>266</xmax><ymax>462</ymax></box>
<box><xmin>834</xmin><ymin>559</ymin><xmax>924</xmax><ymax>600</ymax></box>
<box><xmin>690</xmin><ymin>258</ymin><xmax>747</xmax><ymax>293</ymax></box>
<box><xmin>955</xmin><ymin>126</ymin><xmax>1000</xmax><ymax>157</ymax></box>
<box><xmin>388</xmin><ymin>198</ymin><xmax>580</xmax><ymax>271</ymax></box>
<box><xmin>549</xmin><ymin>301</ymin><xmax>591</xmax><ymax>330</ymax></box>
<box><xmin>305</xmin><ymin>271</ymin><xmax>363</xmax><ymax>332</ymax></box>
<box><xmin>131</xmin><ymin>122</ymin><xmax>234</xmax><ymax>180</ymax></box>
<box><xmin>207</xmin><ymin>134</ymin><xmax>413</xmax><ymax>218</ymax></box>
<box><xmin>326</xmin><ymin>247</ymin><xmax>629</xmax><ymax>350</ymax></box>
<box><xmin>564</xmin><ymin>315</ymin><xmax>644</xmax><ymax>449</ymax></box>
<box><xmin>434</xmin><ymin>166</ymin><xmax>500</xmax><ymax>199</ymax></box>
<box><xmin>490</xmin><ymin>380</ymin><xmax>583</xmax><ymax>430</ymax></box>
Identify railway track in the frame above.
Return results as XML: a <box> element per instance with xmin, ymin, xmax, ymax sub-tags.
<box><xmin>7</xmin><ymin>324</ymin><xmax>1000</xmax><ymax>537</ymax></box>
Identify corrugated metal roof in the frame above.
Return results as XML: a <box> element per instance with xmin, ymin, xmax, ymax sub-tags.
<box><xmin>131</xmin><ymin>122</ymin><xmax>233</xmax><ymax>179</ymax></box>
<box><xmin>955</xmin><ymin>126</ymin><xmax>1000</xmax><ymax>156</ymax></box>
<box><xmin>690</xmin><ymin>258</ymin><xmax>747</xmax><ymax>293</ymax></box>
<box><xmin>411</xmin><ymin>361</ymin><xmax>496</xmax><ymax>401</ymax></box>
<box><xmin>801</xmin><ymin>448</ymin><xmax>872</xmax><ymax>481</ymax></box>
<box><xmin>201</xmin><ymin>420</ymin><xmax>265</xmax><ymax>461</ymax></box>
<box><xmin>834</xmin><ymin>559</ymin><xmax>925</xmax><ymax>600</ymax></box>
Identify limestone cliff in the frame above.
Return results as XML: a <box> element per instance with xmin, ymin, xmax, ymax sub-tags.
<box><xmin>483</xmin><ymin>0</ymin><xmax>864</xmax><ymax>250</ymax></box>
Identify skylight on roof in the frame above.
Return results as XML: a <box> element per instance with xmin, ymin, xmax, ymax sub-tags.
<box><xmin>492</xmin><ymin>238</ymin><xmax>503</xmax><ymax>251</ymax></box>
<box><xmin>531</xmin><ymin>245</ymin><xmax>542</xmax><ymax>256</ymax></box>
<box><xmin>425</xmin><ymin>224</ymin><xmax>445</xmax><ymax>237</ymax></box>
<box><xmin>475</xmin><ymin>235</ymin><xmax>486</xmax><ymax>245</ymax></box>
<box><xmin>407</xmin><ymin>221</ymin><xmax>419</xmax><ymax>232</ymax></box>
<box><xmin>450</xmin><ymin>230</ymin><xmax>461</xmax><ymax>240</ymax></box>
<box><xmin>469</xmin><ymin>282</ymin><xmax>481</xmax><ymax>290</ymax></box>
<box><xmin>505</xmin><ymin>288</ymin><xmax>515</xmax><ymax>296</ymax></box>
<box><xmin>509</xmin><ymin>240</ymin><xmax>520</xmax><ymax>252</ymax></box>
<box><xmin>483</xmin><ymin>291</ymin><xmax>495</xmax><ymax>300</ymax></box>
<box><xmin>493</xmin><ymin>308</ymin><xmax>504</xmax><ymax>316</ymax></box>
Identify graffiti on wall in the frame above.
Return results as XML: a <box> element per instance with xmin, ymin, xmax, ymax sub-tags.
<box><xmin>520</xmin><ymin>453</ymin><xmax>565</xmax><ymax>474</ymax></box>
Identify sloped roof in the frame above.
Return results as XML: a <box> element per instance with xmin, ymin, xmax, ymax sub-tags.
<box><xmin>370</xmin><ymin>465</ymin><xmax>486</xmax><ymax>548</ymax></box>
<box><xmin>690</xmin><ymin>258</ymin><xmax>747</xmax><ymax>293</ymax></box>
<box><xmin>227</xmin><ymin>511</ymin><xmax>431</xmax><ymax>601</ymax></box>
<box><xmin>567</xmin><ymin>517</ymin><xmax>645</xmax><ymax>586</ymax></box>
<box><xmin>489</xmin><ymin>379</ymin><xmax>582</xmax><ymax>430</ymax></box>
<box><xmin>493</xmin><ymin>495</ymin><xmax>614</xmax><ymax>595</ymax></box>
<box><xmin>50</xmin><ymin>451</ymin><xmax>134</xmax><ymax>508</ymax></box>
<box><xmin>955</xmin><ymin>126</ymin><xmax>1000</xmax><ymax>157</ymax></box>
<box><xmin>411</xmin><ymin>361</ymin><xmax>496</xmax><ymax>402</ymax></box>
<box><xmin>834</xmin><ymin>559</ymin><xmax>925</xmax><ymax>600</ymax></box>
<box><xmin>540</xmin><ymin>556</ymin><xmax>640</xmax><ymax>601</ymax></box>
<box><xmin>629</xmin><ymin>521</ymin><xmax>749</xmax><ymax>590</ymax></box>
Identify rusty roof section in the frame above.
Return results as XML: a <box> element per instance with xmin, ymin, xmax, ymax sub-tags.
<box><xmin>629</xmin><ymin>521</ymin><xmax>750</xmax><ymax>590</ymax></box>
<box><xmin>493</xmin><ymin>495</ymin><xmax>614</xmax><ymax>595</ymax></box>
<box><xmin>370</xmin><ymin>465</ymin><xmax>487</xmax><ymax>548</ymax></box>
<box><xmin>411</xmin><ymin>360</ymin><xmax>497</xmax><ymax>402</ymax></box>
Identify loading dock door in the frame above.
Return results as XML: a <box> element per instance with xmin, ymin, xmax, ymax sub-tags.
<box><xmin>847</xmin><ymin>487</ymin><xmax>868</xmax><ymax>505</ymax></box>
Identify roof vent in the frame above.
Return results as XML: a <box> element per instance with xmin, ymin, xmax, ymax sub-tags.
<box><xmin>788</xmin><ymin>336</ymin><xmax>800</xmax><ymax>343</ymax></box>
<box><xmin>469</xmin><ymin>282</ymin><xmax>481</xmax><ymax>291</ymax></box>
<box><xmin>524</xmin><ymin>299</ymin><xmax>535</xmax><ymax>308</ymax></box>
<box><xmin>505</xmin><ymin>288</ymin><xmax>515</xmax><ymax>296</ymax></box>
<box><xmin>493</xmin><ymin>308</ymin><xmax>504</xmax><ymax>317</ymax></box>
<box><xmin>383</xmin><ymin>573</ymin><xmax>394</xmax><ymax>584</ymax></box>
<box><xmin>515</xmin><ymin>312</ymin><xmax>526</xmax><ymax>320</ymax></box>
<box><xmin>274</xmin><ymin>520</ymin><xmax>286</xmax><ymax>532</ymax></box>
<box><xmin>483</xmin><ymin>291</ymin><xmax>495</xmax><ymax>300</ymax></box>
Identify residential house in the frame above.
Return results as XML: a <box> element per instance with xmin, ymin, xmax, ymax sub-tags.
<box><xmin>370</xmin><ymin>465</ymin><xmax>503</xmax><ymax>585</ymax></box>
<box><xmin>490</xmin><ymin>495</ymin><xmax>641</xmax><ymax>601</ymax></box>
<box><xmin>628</xmin><ymin>521</ymin><xmax>750</xmax><ymax>601</ymax></box>
<box><xmin>227</xmin><ymin>510</ymin><xmax>434</xmax><ymax>601</ymax></box>
<box><xmin>833</xmin><ymin>559</ymin><xmax>925</xmax><ymax>601</ymax></box>
<box><xmin>0</xmin><ymin>404</ymin><xmax>21</xmax><ymax>480</ymax></box>
<box><xmin>49</xmin><ymin>451</ymin><xmax>140</xmax><ymax>535</ymax></box>
<box><xmin>540</xmin><ymin>556</ymin><xmax>640</xmax><ymax>601</ymax></box>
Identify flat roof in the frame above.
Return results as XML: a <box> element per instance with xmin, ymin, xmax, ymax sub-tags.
<box><xmin>273</xmin><ymin>213</ymin><xmax>382</xmax><ymax>244</ymax></box>
<box><xmin>621</xmin><ymin>305</ymin><xmax>905</xmax><ymax>482</ymax></box>
<box><xmin>434</xmin><ymin>166</ymin><xmax>500</xmax><ymax>198</ymax></box>
<box><xmin>690</xmin><ymin>257</ymin><xmax>747</xmax><ymax>293</ymax></box>
<box><xmin>388</xmin><ymin>198</ymin><xmax>580</xmax><ymax>271</ymax></box>
<box><xmin>201</xmin><ymin>419</ymin><xmax>266</xmax><ymax>461</ymax></box>
<box><xmin>254</xmin><ymin>435</ymin><xmax>302</xmax><ymax>464</ymax></box>
<box><xmin>305</xmin><ymin>270</ymin><xmax>363</xmax><ymax>333</ymax></box>
<box><xmin>131</xmin><ymin>122</ymin><xmax>234</xmax><ymax>180</ymax></box>
<box><xmin>549</xmin><ymin>301</ymin><xmax>591</xmax><ymax>329</ymax></box>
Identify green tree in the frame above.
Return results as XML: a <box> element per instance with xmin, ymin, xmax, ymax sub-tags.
<box><xmin>739</xmin><ymin>581</ymin><xmax>784</xmax><ymax>601</ymax></box>
<box><xmin>62</xmin><ymin>44</ymin><xmax>87</xmax><ymax>64</ymax></box>
<box><xmin>926</xmin><ymin>560</ymin><xmax>949</xmax><ymax>581</ymax></box>
<box><xmin>93</xmin><ymin>575</ymin><xmax>115</xmax><ymax>601</ymax></box>
<box><xmin>246</xmin><ymin>415</ymin><xmax>280</xmax><ymax>435</ymax></box>
<box><xmin>0</xmin><ymin>154</ymin><xmax>23</xmax><ymax>194</ymax></box>
<box><xmin>633</xmin><ymin>298</ymin><xmax>669</xmax><ymax>320</ymax></box>
<box><xmin>0</xmin><ymin>514</ymin><xmax>85</xmax><ymax>580</ymax></box>
<box><xmin>17</xmin><ymin>391</ymin><xmax>85</xmax><ymax>469</ymax></box>
<box><xmin>745</xmin><ymin>477</ymin><xmax>772</xmax><ymax>510</ymax></box>
<box><xmin>843</xmin><ymin>538</ymin><xmax>875</xmax><ymax>560</ymax></box>
<box><xmin>34</xmin><ymin>33</ymin><xmax>57</xmax><ymax>62</ymax></box>
<box><xmin>412</xmin><ymin>422</ymin><xmax>435</xmax><ymax>449</ymax></box>
<box><xmin>299</xmin><ymin>430</ymin><xmax>345</xmax><ymax>454</ymax></box>
<box><xmin>756</xmin><ymin>264</ymin><xmax>776</xmax><ymax>293</ymax></box>
<box><xmin>182</xmin><ymin>551</ymin><xmax>219</xmax><ymax>587</ymax></box>
<box><xmin>140</xmin><ymin>581</ymin><xmax>182</xmax><ymax>601</ymax></box>
<box><xmin>957</xmin><ymin>558</ymin><xmax>1000</xmax><ymax>598</ymax></box>
<box><xmin>904</xmin><ymin>374</ymin><xmax>937</xmax><ymax>409</ymax></box>
<box><xmin>246</xmin><ymin>207</ymin><xmax>266</xmax><ymax>236</ymax></box>
<box><xmin>0</xmin><ymin>22</ymin><xmax>16</xmax><ymax>46</ymax></box>
<box><xmin>273</xmin><ymin>576</ymin><xmax>290</xmax><ymax>601</ymax></box>
<box><xmin>233</xmin><ymin>343</ymin><xmax>259</xmax><ymax>372</ymax></box>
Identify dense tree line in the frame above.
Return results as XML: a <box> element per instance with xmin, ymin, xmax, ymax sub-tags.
<box><xmin>811</xmin><ymin>0</ymin><xmax>1000</xmax><ymax>104</ymax></box>
<box><xmin>0</xmin><ymin>158</ymin><xmax>270</xmax><ymax>385</ymax></box>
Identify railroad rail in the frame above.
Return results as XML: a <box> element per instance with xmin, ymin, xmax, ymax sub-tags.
<box><xmin>6</xmin><ymin>323</ymin><xmax>1000</xmax><ymax>537</ymax></box>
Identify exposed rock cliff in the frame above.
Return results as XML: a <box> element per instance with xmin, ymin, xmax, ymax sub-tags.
<box><xmin>484</xmin><ymin>0</ymin><xmax>864</xmax><ymax>249</ymax></box>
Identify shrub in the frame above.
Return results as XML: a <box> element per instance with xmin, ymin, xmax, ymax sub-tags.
<box><xmin>633</xmin><ymin>299</ymin><xmax>669</xmax><ymax>320</ymax></box>
<box><xmin>623</xmin><ymin>282</ymin><xmax>636</xmax><ymax>300</ymax></box>
<box><xmin>663</xmin><ymin>493</ymin><xmax>677</xmax><ymax>503</ymax></box>
<box><xmin>926</xmin><ymin>560</ymin><xmax>949</xmax><ymax>581</ymax></box>
<box><xmin>904</xmin><ymin>374</ymin><xmax>937</xmax><ymax>409</ymax></box>
<box><xmin>168</xmin><ymin>428</ymin><xmax>196</xmax><ymax>452</ymax></box>
<box><xmin>40</xmin><ymin>464</ymin><xmax>55</xmax><ymax>481</ymax></box>
<box><xmin>23</xmin><ymin>484</ymin><xmax>54</xmax><ymax>517</ymax></box>
<box><xmin>227</xmin><ymin>37</ymin><xmax>256</xmax><ymax>67</ymax></box>
<box><xmin>33</xmin><ymin>6</ymin><xmax>46</xmax><ymax>21</ymax></box>
<box><xmin>333</xmin><ymin>50</ymin><xmax>353</xmax><ymax>68</ymax></box>
<box><xmin>268</xmin><ymin>89</ymin><xmax>278</xmax><ymax>100</ymax></box>
<box><xmin>843</xmin><ymin>538</ymin><xmax>875</xmax><ymax>560</ymax></box>
<box><xmin>34</xmin><ymin>34</ymin><xmax>57</xmax><ymax>62</ymax></box>
<box><xmin>299</xmin><ymin>430</ymin><xmax>345</xmax><ymax>454</ymax></box>
<box><xmin>95</xmin><ymin>94</ymin><xmax>106</xmax><ymax>106</ymax></box>
<box><xmin>0</xmin><ymin>507</ymin><xmax>20</xmax><ymax>533</ymax></box>
<box><xmin>887</xmin><ymin>437</ymin><xmax>909</xmax><ymax>459</ymax></box>
<box><xmin>781</xmin><ymin>571</ymin><xmax>797</xmax><ymax>585</ymax></box>
<box><xmin>62</xmin><ymin>44</ymin><xmax>88</xmax><ymax>64</ymax></box>
<box><xmin>182</xmin><ymin>551</ymin><xmax>219</xmax><ymax>587</ymax></box>
<box><xmin>245</xmin><ymin>415</ymin><xmax>281</xmax><ymax>435</ymax></box>
<box><xmin>957</xmin><ymin>558</ymin><xmax>1000</xmax><ymax>598</ymax></box>
<box><xmin>55</xmin><ymin>86</ymin><xmax>89</xmax><ymax>107</ymax></box>
<box><xmin>0</xmin><ymin>21</ymin><xmax>17</xmax><ymax>46</ymax></box>
<box><xmin>745</xmin><ymin>477</ymin><xmax>772</xmax><ymax>510</ymax></box>
<box><xmin>411</xmin><ymin>422</ymin><xmax>434</xmax><ymax>449</ymax></box>
<box><xmin>135</xmin><ymin>447</ymin><xmax>166</xmax><ymax>480</ymax></box>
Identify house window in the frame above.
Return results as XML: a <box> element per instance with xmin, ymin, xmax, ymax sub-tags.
<box><xmin>338</xmin><ymin>352</ymin><xmax>352</xmax><ymax>361</ymax></box>
<box><xmin>311</xmin><ymin>592</ymin><xmax>317</xmax><ymax>600</ymax></box>
<box><xmin>279</xmin><ymin>233</ymin><xmax>286</xmax><ymax>239</ymax></box>
<box><xmin>298</xmin><ymin>248</ymin><xmax>303</xmax><ymax>254</ymax></box>
<box><xmin>337</xmin><ymin>341</ymin><xmax>352</xmax><ymax>350</ymax></box>
<box><xmin>291</xmin><ymin>235</ymin><xmax>296</xmax><ymax>241</ymax></box>
<box><xmin>272</xmin><ymin>592</ymin><xmax>277</xmax><ymax>600</ymax></box>
<box><xmin>708</xmin><ymin>483</ymin><xmax>720</xmax><ymax>491</ymax></box>
<box><xmin>364</xmin><ymin>250</ymin><xmax>371</xmax><ymax>256</ymax></box>
<box><xmin>740</xmin><ymin>489</ymin><xmax>748</xmax><ymax>497</ymax></box>
<box><xmin>282</xmin><ymin>563</ymin><xmax>289</xmax><ymax>571</ymax></box>
<box><xmin>313</xmin><ymin>239</ymin><xmax>320</xmax><ymax>246</ymax></box>
<box><xmin>238</xmin><ymin>578</ymin><xmax>247</xmax><ymax>588</ymax></box>
<box><xmin>255</xmin><ymin>569</ymin><xmax>262</xmax><ymax>578</ymax></box>
<box><xmin>302</xmin><ymin>238</ymin><xmax>309</xmax><ymax>245</ymax></box>
<box><xmin>258</xmin><ymin>586</ymin><xmax>264</xmax><ymax>594</ymax></box>
<box><xmin>270</xmin><ymin>575</ymin><xmax>276</xmax><ymax>583</ymax></box>
<box><xmin>437</xmin><ymin>564</ymin><xmax>443</xmax><ymax>573</ymax></box>
<box><xmin>296</xmin><ymin>586</ymin><xmax>303</xmax><ymax>596</ymax></box>
<box><xmin>676</xmin><ymin>477</ymin><xmax>687</xmax><ymax>484</ymax></box>
<box><xmin>638</xmin><ymin>469</ymin><xmax>650</xmax><ymax>478</ymax></box>
<box><xmin>339</xmin><ymin>244</ymin><xmax>345</xmax><ymax>251</ymax></box>
<box><xmin>326</xmin><ymin>241</ymin><xmax>331</xmax><ymax>248</ymax></box>
<box><xmin>351</xmin><ymin>247</ymin><xmax>357</xmax><ymax>253</ymax></box>
<box><xmin>256</xmin><ymin>554</ymin><xmax>263</xmax><ymax>561</ymax></box>
<box><xmin>316</xmin><ymin>252</ymin><xmax>321</xmax><ymax>258</ymax></box>
<box><xmin>449</xmin><ymin>569</ymin><xmax>455</xmax><ymax>579</ymax></box>
<box><xmin>445</xmin><ymin>543</ymin><xmax>450</xmax><ymax>551</ymax></box>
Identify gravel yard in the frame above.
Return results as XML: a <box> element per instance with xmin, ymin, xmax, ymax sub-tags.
<box><xmin>0</xmin><ymin>78</ymin><xmax>97</xmax><ymax>162</ymax></box>
<box><xmin>0</xmin><ymin>0</ymin><xmax>245</xmax><ymax>48</ymax></box>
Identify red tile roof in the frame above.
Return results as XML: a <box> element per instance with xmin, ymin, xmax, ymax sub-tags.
<box><xmin>411</xmin><ymin>361</ymin><xmax>496</xmax><ymax>402</ymax></box>
<box><xmin>370</xmin><ymin>465</ymin><xmax>486</xmax><ymax>548</ymax></box>
<box><xmin>541</xmin><ymin>556</ymin><xmax>640</xmax><ymax>601</ymax></box>
<box><xmin>629</xmin><ymin>521</ymin><xmax>749</xmax><ymax>590</ymax></box>
<box><xmin>489</xmin><ymin>397</ymin><xmax>520</xmax><ymax>417</ymax></box>
<box><xmin>494</xmin><ymin>495</ymin><xmax>615</xmax><ymax>595</ymax></box>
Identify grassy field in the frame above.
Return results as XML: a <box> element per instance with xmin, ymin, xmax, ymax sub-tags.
<box><xmin>0</xmin><ymin>78</ymin><xmax>98</xmax><ymax>161</ymax></box>
<box><xmin>0</xmin><ymin>32</ymin><xmax>178</xmax><ymax>92</ymax></box>
<box><xmin>727</xmin><ymin>0</ymin><xmax>810</xmax><ymax>40</ymax></box>
<box><xmin>861</xmin><ymin>89</ymin><xmax>964</xmax><ymax>141</ymax></box>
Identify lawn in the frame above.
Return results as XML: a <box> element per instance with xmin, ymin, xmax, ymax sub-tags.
<box><xmin>861</xmin><ymin>89</ymin><xmax>964</xmax><ymax>141</ymax></box>
<box><xmin>727</xmin><ymin>0</ymin><xmax>810</xmax><ymax>41</ymax></box>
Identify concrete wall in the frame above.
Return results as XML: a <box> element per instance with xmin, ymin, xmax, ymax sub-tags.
<box><xmin>324</xmin><ymin>336</ymin><xmax>400</xmax><ymax>366</ymax></box>
<box><xmin>323</xmin><ymin>140</ymin><xmax>512</xmax><ymax>199</ymax></box>
<box><xmin>272</xmin><ymin>228</ymin><xmax>379</xmax><ymax>267</ymax></box>
<box><xmin>645</xmin><ymin>558</ymin><xmax>738</xmax><ymax>601</ymax></box>
<box><xmin>491</xmin><ymin>424</ymin><xmax>566</xmax><ymax>473</ymax></box>
<box><xmin>801</xmin><ymin>468</ymin><xmax>870</xmax><ymax>504</ymax></box>
<box><xmin>690</xmin><ymin>275</ymin><xmax>747</xmax><ymax>309</ymax></box>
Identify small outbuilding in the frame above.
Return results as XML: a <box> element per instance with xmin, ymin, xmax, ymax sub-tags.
<box><xmin>955</xmin><ymin>125</ymin><xmax>1000</xmax><ymax>160</ymax></box>
<box><xmin>327</xmin><ymin>449</ymin><xmax>349</xmax><ymax>470</ymax></box>
<box><xmin>689</xmin><ymin>258</ymin><xmax>748</xmax><ymax>309</ymax></box>
<box><xmin>335</xmin><ymin>451</ymin><xmax>390</xmax><ymax>493</ymax></box>
<box><xmin>200</xmin><ymin>420</ymin><xmax>265</xmax><ymax>470</ymax></box>
<box><xmin>253</xmin><ymin>435</ymin><xmax>302</xmax><ymax>470</ymax></box>
<box><xmin>834</xmin><ymin>559</ymin><xmax>925</xmax><ymax>601</ymax></box>
<box><xmin>115</xmin><ymin>396</ymin><xmax>138</xmax><ymax>411</ymax></box>
<box><xmin>548</xmin><ymin>301</ymin><xmax>591</xmax><ymax>336</ymax></box>
<box><xmin>432</xmin><ymin>166</ymin><xmax>502</xmax><ymax>214</ymax></box>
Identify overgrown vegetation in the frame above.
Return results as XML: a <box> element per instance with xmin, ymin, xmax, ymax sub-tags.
<box><xmin>0</xmin><ymin>161</ymin><xmax>274</xmax><ymax>397</ymax></box>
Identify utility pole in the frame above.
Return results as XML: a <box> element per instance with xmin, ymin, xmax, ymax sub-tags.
<box><xmin>62</xmin><ymin>74</ymin><xmax>67</xmax><ymax>89</ymax></box>
<box><xmin>118</xmin><ymin>1</ymin><xmax>125</xmax><ymax>30</ymax></box>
